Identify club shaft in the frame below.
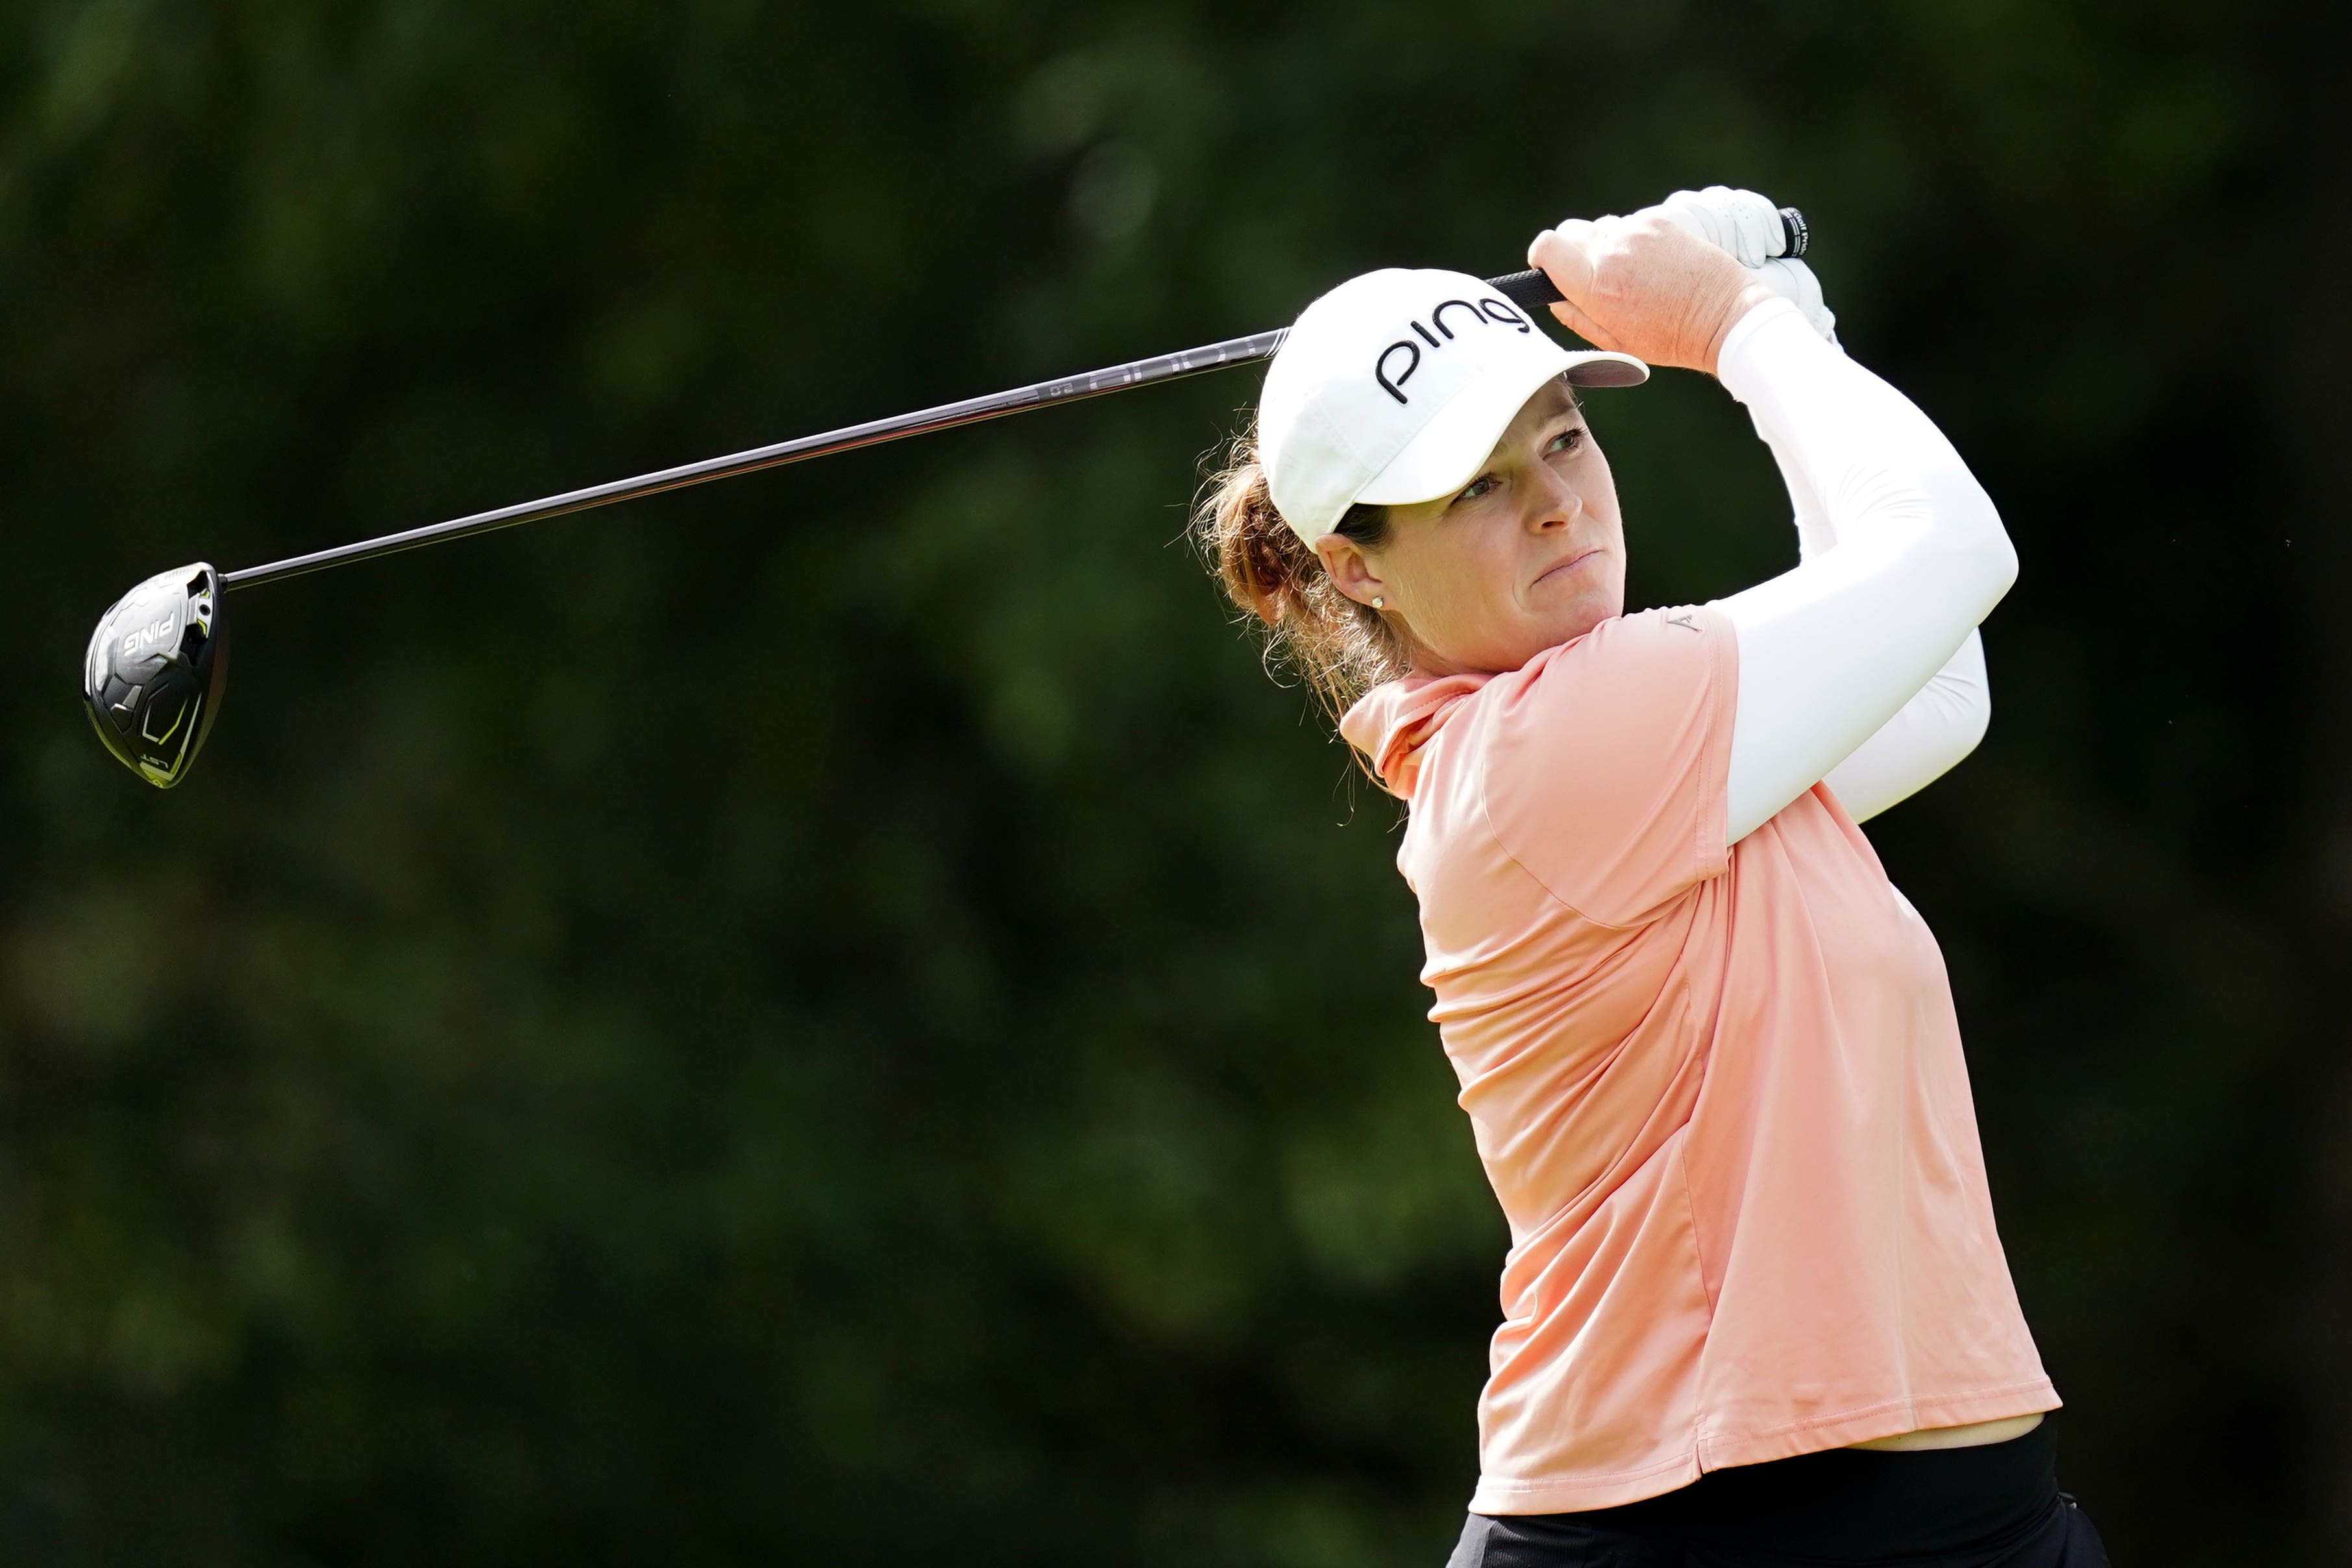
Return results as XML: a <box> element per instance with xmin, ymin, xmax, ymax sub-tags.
<box><xmin>223</xmin><ymin>269</ymin><xmax>1576</xmax><ymax>591</ymax></box>
<box><xmin>218</xmin><ymin>197</ymin><xmax>1809</xmax><ymax>591</ymax></box>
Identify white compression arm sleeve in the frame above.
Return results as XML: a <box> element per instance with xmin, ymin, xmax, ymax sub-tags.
<box><xmin>1820</xmin><ymin>630</ymin><xmax>1989</xmax><ymax>822</ymax></box>
<box><xmin>1713</xmin><ymin>299</ymin><xmax>2018</xmax><ymax>844</ymax></box>
<box><xmin>1753</xmin><ymin>402</ymin><xmax>1993</xmax><ymax>824</ymax></box>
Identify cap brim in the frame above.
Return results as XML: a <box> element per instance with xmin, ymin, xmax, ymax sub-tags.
<box><xmin>1354</xmin><ymin>349</ymin><xmax>1648</xmax><ymax>508</ymax></box>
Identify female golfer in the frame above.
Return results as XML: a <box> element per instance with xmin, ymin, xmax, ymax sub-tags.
<box><xmin>1195</xmin><ymin>191</ymin><xmax>2109</xmax><ymax>1566</ymax></box>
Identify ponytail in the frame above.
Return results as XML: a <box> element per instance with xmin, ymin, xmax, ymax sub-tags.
<box><xmin>1192</xmin><ymin>426</ymin><xmax>1406</xmax><ymax>723</ymax></box>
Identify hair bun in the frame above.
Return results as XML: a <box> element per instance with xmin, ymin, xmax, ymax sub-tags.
<box><xmin>1192</xmin><ymin>431</ymin><xmax>1406</xmax><ymax>721</ymax></box>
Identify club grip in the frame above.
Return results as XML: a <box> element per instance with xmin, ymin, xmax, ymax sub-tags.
<box><xmin>1486</xmin><ymin>269</ymin><xmax>1565</xmax><ymax>310</ymax></box>
<box><xmin>1486</xmin><ymin>206</ymin><xmax>1810</xmax><ymax>313</ymax></box>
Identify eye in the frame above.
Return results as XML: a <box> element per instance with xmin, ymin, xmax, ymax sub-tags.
<box><xmin>1453</xmin><ymin>474</ymin><xmax>1499</xmax><ymax>505</ymax></box>
<box><xmin>1547</xmin><ymin>426</ymin><xmax>1586</xmax><ymax>455</ymax></box>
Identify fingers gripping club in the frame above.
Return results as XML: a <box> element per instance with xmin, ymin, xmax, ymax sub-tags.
<box><xmin>1487</xmin><ymin>201</ymin><xmax>1810</xmax><ymax>312</ymax></box>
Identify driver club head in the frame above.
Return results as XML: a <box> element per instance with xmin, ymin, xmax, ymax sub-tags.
<box><xmin>83</xmin><ymin>563</ymin><xmax>230</xmax><ymax>789</ymax></box>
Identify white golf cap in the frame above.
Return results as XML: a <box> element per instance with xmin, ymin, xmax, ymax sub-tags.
<box><xmin>1258</xmin><ymin>268</ymin><xmax>1648</xmax><ymax>543</ymax></box>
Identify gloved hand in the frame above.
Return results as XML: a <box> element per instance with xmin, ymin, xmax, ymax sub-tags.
<box><xmin>1657</xmin><ymin>185</ymin><xmax>1787</xmax><ymax>265</ymax></box>
<box><xmin>1648</xmin><ymin>186</ymin><xmax>1839</xmax><ymax>345</ymax></box>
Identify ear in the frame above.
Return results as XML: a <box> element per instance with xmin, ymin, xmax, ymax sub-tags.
<box><xmin>1314</xmin><ymin>532</ymin><xmax>1387</xmax><ymax>609</ymax></box>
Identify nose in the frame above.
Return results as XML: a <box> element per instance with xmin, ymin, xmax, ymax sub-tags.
<box><xmin>1526</xmin><ymin>461</ymin><xmax>1581</xmax><ymax>532</ymax></box>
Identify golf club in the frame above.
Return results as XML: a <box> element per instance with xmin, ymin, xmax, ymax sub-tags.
<box><xmin>82</xmin><ymin>210</ymin><xmax>1809</xmax><ymax>789</ymax></box>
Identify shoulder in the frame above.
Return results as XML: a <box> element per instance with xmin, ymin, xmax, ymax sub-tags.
<box><xmin>1475</xmin><ymin>606</ymin><xmax>1735</xmax><ymax>731</ymax></box>
<box><xmin>1454</xmin><ymin>606</ymin><xmax>1739</xmax><ymax>925</ymax></box>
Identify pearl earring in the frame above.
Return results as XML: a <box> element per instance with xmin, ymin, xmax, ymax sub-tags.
<box><xmin>1371</xmin><ymin>596</ymin><xmax>1385</xmax><ymax>610</ymax></box>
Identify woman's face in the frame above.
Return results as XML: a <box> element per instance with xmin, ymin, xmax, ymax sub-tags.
<box><xmin>1317</xmin><ymin>377</ymin><xmax>1626</xmax><ymax>677</ymax></box>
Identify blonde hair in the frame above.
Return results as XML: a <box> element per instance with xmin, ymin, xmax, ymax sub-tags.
<box><xmin>1191</xmin><ymin>424</ymin><xmax>1408</xmax><ymax>722</ymax></box>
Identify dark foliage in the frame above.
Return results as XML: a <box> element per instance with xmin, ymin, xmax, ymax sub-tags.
<box><xmin>3</xmin><ymin>1</ymin><xmax>2343</xmax><ymax>1562</ymax></box>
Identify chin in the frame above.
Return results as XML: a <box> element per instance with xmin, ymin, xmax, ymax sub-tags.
<box><xmin>1543</xmin><ymin>593</ymin><xmax>1620</xmax><ymax>649</ymax></box>
<box><xmin>1484</xmin><ymin>607</ymin><xmax>1610</xmax><ymax>672</ymax></box>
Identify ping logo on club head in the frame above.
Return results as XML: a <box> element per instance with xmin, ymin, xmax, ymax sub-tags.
<box><xmin>1373</xmin><ymin>297</ymin><xmax>1534</xmax><ymax>406</ymax></box>
<box><xmin>121</xmin><ymin>611</ymin><xmax>180</xmax><ymax>659</ymax></box>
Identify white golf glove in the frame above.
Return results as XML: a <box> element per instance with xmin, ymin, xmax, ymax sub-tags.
<box><xmin>1658</xmin><ymin>185</ymin><xmax>1787</xmax><ymax>265</ymax></box>
<box><xmin>1641</xmin><ymin>185</ymin><xmax>1839</xmax><ymax>345</ymax></box>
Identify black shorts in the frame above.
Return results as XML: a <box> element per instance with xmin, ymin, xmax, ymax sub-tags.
<box><xmin>1446</xmin><ymin>1421</ymin><xmax>2110</xmax><ymax>1567</ymax></box>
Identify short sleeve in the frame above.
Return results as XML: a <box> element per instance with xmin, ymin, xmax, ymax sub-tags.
<box><xmin>1472</xmin><ymin>606</ymin><xmax>1739</xmax><ymax>927</ymax></box>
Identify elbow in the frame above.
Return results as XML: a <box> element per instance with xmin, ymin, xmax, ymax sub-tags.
<box><xmin>1924</xmin><ymin>465</ymin><xmax>2016</xmax><ymax>612</ymax></box>
<box><xmin>1926</xmin><ymin>632</ymin><xmax>1994</xmax><ymax>766</ymax></box>
<box><xmin>1954</xmin><ymin>675</ymin><xmax>1992</xmax><ymax>761</ymax></box>
<box><xmin>1979</xmin><ymin>524</ymin><xmax>2020</xmax><ymax>605</ymax></box>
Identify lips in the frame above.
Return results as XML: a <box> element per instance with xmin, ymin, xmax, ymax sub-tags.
<box><xmin>1534</xmin><ymin>548</ymin><xmax>1603</xmax><ymax>589</ymax></box>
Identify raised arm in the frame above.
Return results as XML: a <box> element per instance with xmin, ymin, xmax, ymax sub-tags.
<box><xmin>1748</xmin><ymin>387</ymin><xmax>1998</xmax><ymax>826</ymax></box>
<box><xmin>1708</xmin><ymin>300</ymin><xmax>2014</xmax><ymax>840</ymax></box>
<box><xmin>1528</xmin><ymin>214</ymin><xmax>2015</xmax><ymax>846</ymax></box>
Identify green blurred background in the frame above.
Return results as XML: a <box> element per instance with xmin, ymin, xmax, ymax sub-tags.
<box><xmin>5</xmin><ymin>0</ymin><xmax>2345</xmax><ymax>1562</ymax></box>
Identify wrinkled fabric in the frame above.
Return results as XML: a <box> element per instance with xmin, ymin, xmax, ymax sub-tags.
<box><xmin>1343</xmin><ymin>606</ymin><xmax>2053</xmax><ymax>1515</ymax></box>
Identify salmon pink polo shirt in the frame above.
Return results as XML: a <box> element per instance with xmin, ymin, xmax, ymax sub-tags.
<box><xmin>1339</xmin><ymin>604</ymin><xmax>2055</xmax><ymax>1515</ymax></box>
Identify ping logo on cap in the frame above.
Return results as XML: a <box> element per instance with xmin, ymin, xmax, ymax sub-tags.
<box><xmin>1374</xmin><ymin>296</ymin><xmax>1534</xmax><ymax>405</ymax></box>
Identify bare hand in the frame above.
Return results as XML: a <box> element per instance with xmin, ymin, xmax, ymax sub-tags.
<box><xmin>1527</xmin><ymin>210</ymin><xmax>1780</xmax><ymax>376</ymax></box>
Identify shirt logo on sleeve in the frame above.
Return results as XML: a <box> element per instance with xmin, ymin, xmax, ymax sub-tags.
<box><xmin>1667</xmin><ymin>613</ymin><xmax>1698</xmax><ymax>632</ymax></box>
